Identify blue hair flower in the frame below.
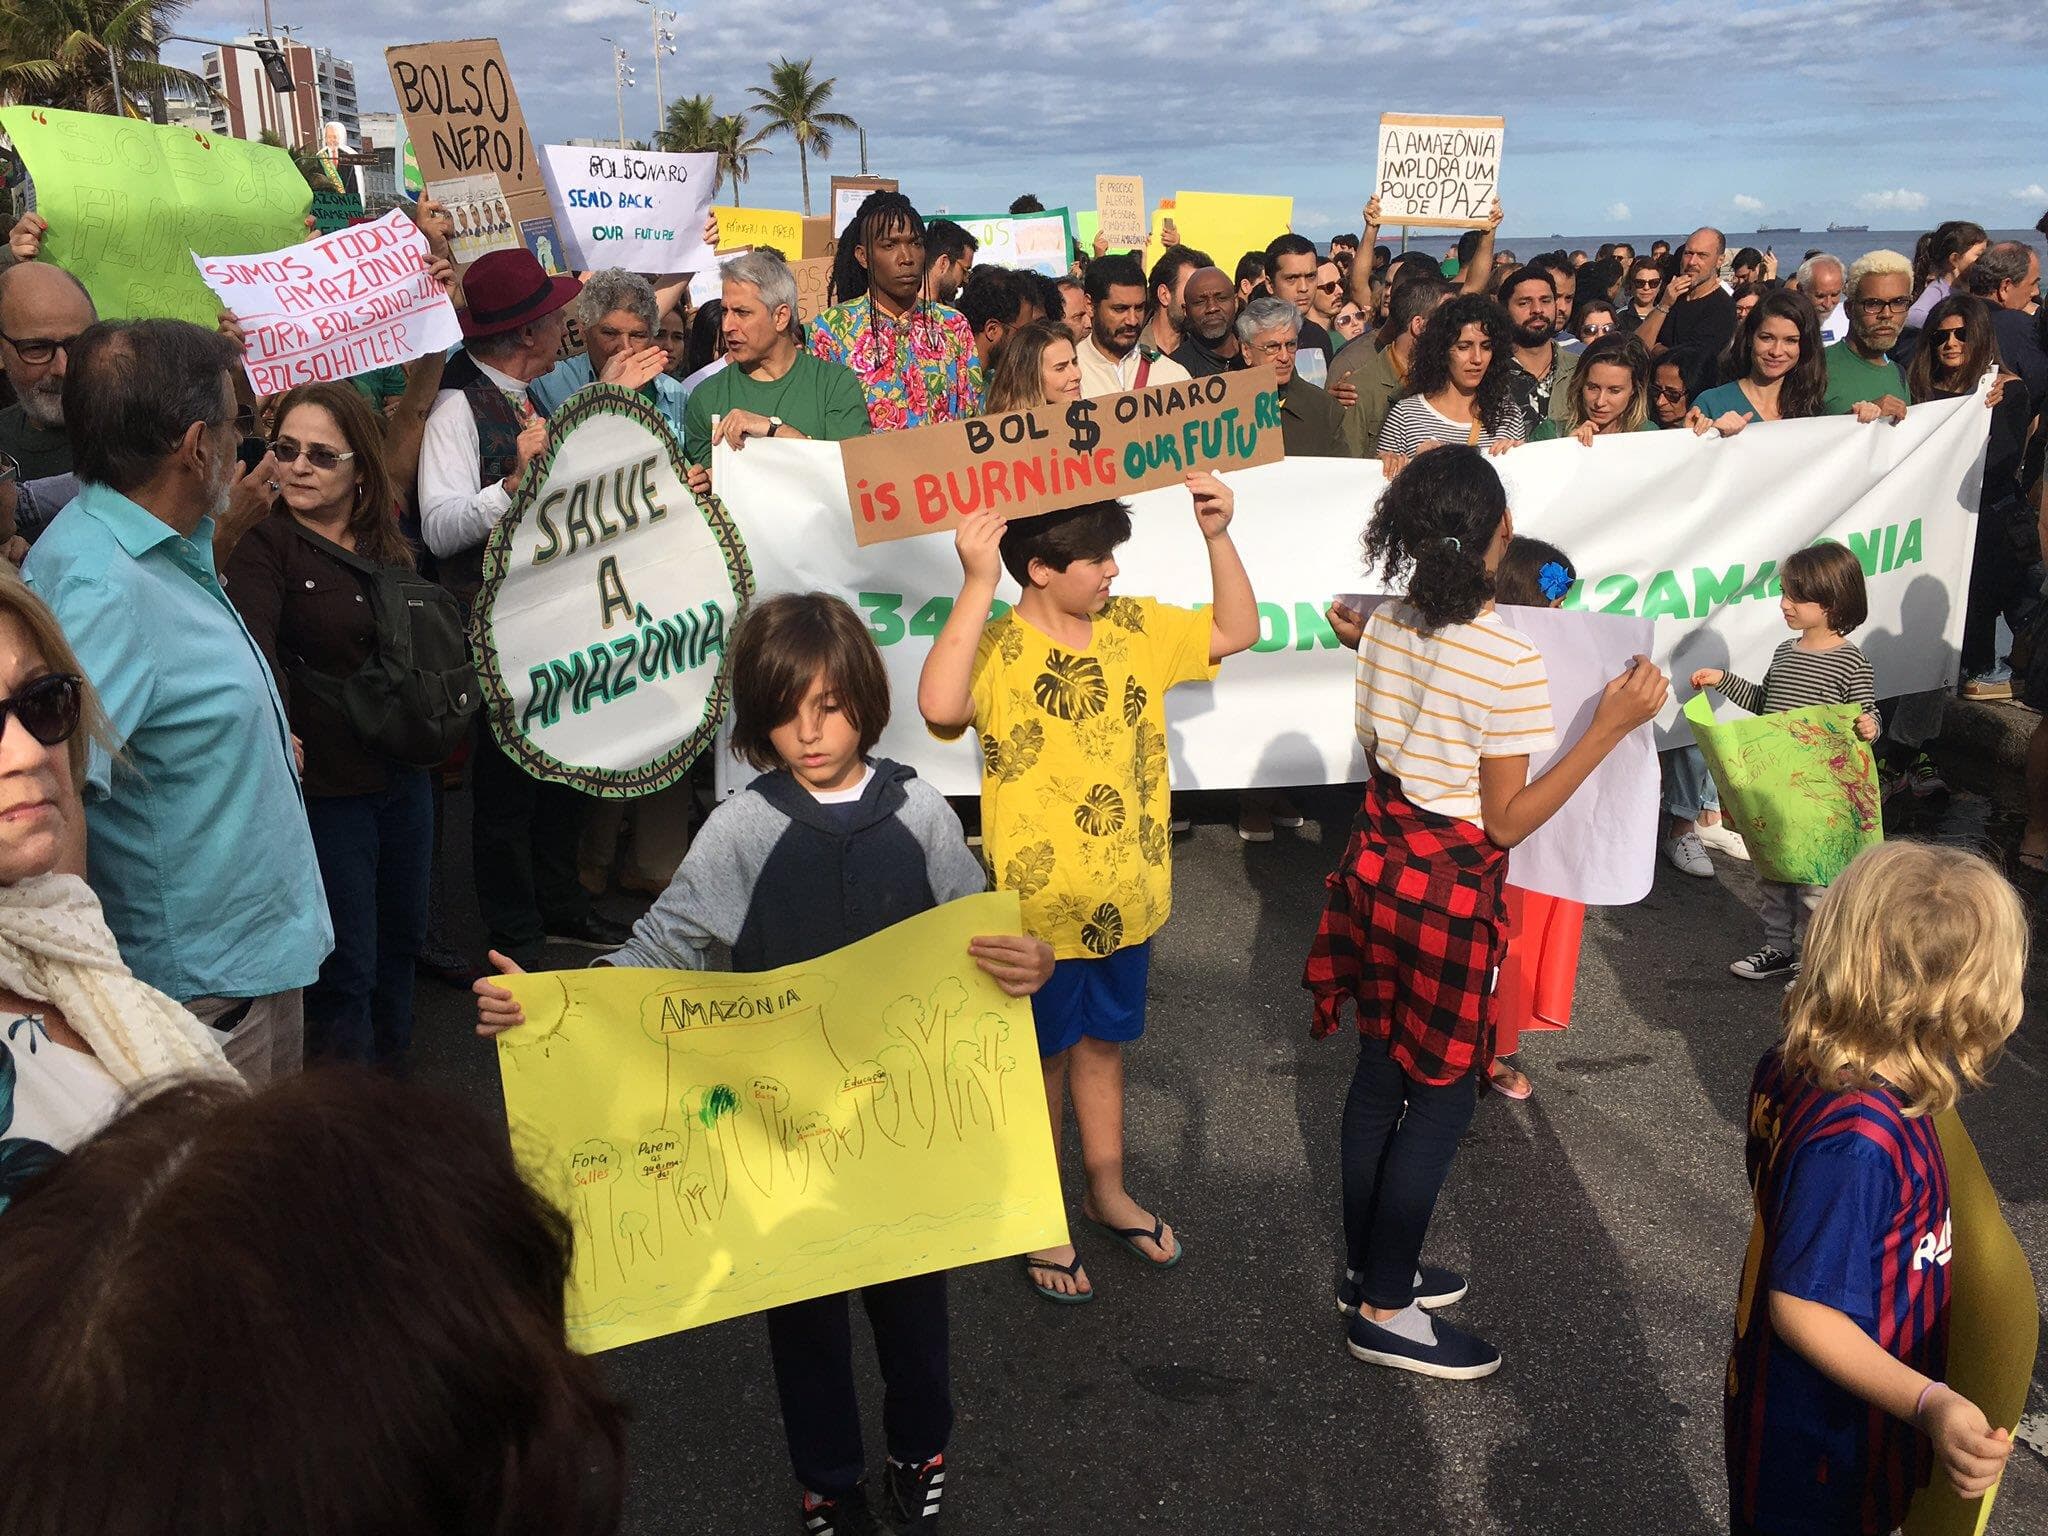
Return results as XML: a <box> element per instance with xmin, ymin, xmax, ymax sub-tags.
<box><xmin>1537</xmin><ymin>561</ymin><xmax>1574</xmax><ymax>602</ymax></box>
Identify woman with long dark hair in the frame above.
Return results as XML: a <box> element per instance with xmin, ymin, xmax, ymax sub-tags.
<box><xmin>1688</xmin><ymin>288</ymin><xmax>1826</xmax><ymax>431</ymax></box>
<box><xmin>1377</xmin><ymin>294</ymin><xmax>1524</xmax><ymax>471</ymax></box>
<box><xmin>1907</xmin><ymin>219</ymin><xmax>1989</xmax><ymax>330</ymax></box>
<box><xmin>225</xmin><ymin>383</ymin><xmax>435</xmax><ymax>1072</ymax></box>
<box><xmin>1908</xmin><ymin>293</ymin><xmax>2035</xmax><ymax>696</ymax></box>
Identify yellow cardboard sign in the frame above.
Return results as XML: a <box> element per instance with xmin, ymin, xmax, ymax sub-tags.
<box><xmin>712</xmin><ymin>205</ymin><xmax>803</xmax><ymax>254</ymax></box>
<box><xmin>496</xmin><ymin>892</ymin><xmax>1066</xmax><ymax>1351</ymax></box>
<box><xmin>1161</xmin><ymin>190</ymin><xmax>1293</xmax><ymax>271</ymax></box>
<box><xmin>1901</xmin><ymin>1111</ymin><xmax>2037</xmax><ymax>1535</ymax></box>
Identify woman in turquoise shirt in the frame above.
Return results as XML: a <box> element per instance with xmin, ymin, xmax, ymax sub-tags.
<box><xmin>1687</xmin><ymin>289</ymin><xmax>1826</xmax><ymax>434</ymax></box>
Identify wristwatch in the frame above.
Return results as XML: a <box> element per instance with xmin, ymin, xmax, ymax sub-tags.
<box><xmin>767</xmin><ymin>416</ymin><xmax>783</xmax><ymax>437</ymax></box>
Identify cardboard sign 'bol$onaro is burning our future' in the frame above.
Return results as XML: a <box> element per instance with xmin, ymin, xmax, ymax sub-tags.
<box><xmin>841</xmin><ymin>366</ymin><xmax>1284</xmax><ymax>545</ymax></box>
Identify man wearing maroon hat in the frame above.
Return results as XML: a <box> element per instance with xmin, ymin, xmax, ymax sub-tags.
<box><xmin>417</xmin><ymin>248</ymin><xmax>627</xmax><ymax>965</ymax></box>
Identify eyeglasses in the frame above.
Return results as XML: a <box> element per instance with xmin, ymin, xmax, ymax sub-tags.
<box><xmin>1248</xmin><ymin>338</ymin><xmax>1301</xmax><ymax>356</ymax></box>
<box><xmin>1854</xmin><ymin>296</ymin><xmax>1912</xmax><ymax>316</ymax></box>
<box><xmin>0</xmin><ymin>331</ymin><xmax>81</xmax><ymax>366</ymax></box>
<box><xmin>1652</xmin><ymin>386</ymin><xmax>1688</xmax><ymax>402</ymax></box>
<box><xmin>1316</xmin><ymin>280</ymin><xmax>1343</xmax><ymax>293</ymax></box>
<box><xmin>1933</xmin><ymin>324</ymin><xmax>1969</xmax><ymax>341</ymax></box>
<box><xmin>1582</xmin><ymin>322</ymin><xmax>1614</xmax><ymax>337</ymax></box>
<box><xmin>270</xmin><ymin>439</ymin><xmax>357</xmax><ymax>471</ymax></box>
<box><xmin>1630</xmin><ymin>277</ymin><xmax>1663</xmax><ymax>289</ymax></box>
<box><xmin>0</xmin><ymin>674</ymin><xmax>84</xmax><ymax>747</ymax></box>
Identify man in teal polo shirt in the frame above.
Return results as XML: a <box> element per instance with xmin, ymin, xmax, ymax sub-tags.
<box><xmin>23</xmin><ymin>319</ymin><xmax>331</xmax><ymax>1082</ymax></box>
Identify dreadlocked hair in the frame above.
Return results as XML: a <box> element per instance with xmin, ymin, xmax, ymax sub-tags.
<box><xmin>1361</xmin><ymin>445</ymin><xmax>1509</xmax><ymax>630</ymax></box>
<box><xmin>828</xmin><ymin>191</ymin><xmax>926</xmax><ymax>304</ymax></box>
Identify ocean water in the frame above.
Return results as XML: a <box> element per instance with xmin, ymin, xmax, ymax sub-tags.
<box><xmin>1377</xmin><ymin>227</ymin><xmax>2045</xmax><ymax>269</ymax></box>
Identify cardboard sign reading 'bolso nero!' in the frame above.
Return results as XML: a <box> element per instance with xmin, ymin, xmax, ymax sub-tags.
<box><xmin>842</xmin><ymin>366</ymin><xmax>1285</xmax><ymax>545</ymax></box>
<box><xmin>472</xmin><ymin>386</ymin><xmax>755</xmax><ymax>796</ymax></box>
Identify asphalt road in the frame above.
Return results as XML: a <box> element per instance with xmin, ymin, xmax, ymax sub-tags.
<box><xmin>407</xmin><ymin>773</ymin><xmax>2048</xmax><ymax>1535</ymax></box>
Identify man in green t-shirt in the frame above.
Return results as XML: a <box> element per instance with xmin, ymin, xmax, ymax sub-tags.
<box><xmin>682</xmin><ymin>250</ymin><xmax>869</xmax><ymax>477</ymax></box>
<box><xmin>1821</xmin><ymin>248</ymin><xmax>1912</xmax><ymax>419</ymax></box>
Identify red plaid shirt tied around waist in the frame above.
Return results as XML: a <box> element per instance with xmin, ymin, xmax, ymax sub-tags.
<box><xmin>1302</xmin><ymin>773</ymin><xmax>1508</xmax><ymax>1085</ymax></box>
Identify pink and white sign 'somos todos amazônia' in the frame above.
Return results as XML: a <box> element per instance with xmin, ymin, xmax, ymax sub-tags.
<box><xmin>194</xmin><ymin>208</ymin><xmax>461</xmax><ymax>395</ymax></box>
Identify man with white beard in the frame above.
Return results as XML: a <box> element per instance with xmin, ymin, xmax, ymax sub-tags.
<box><xmin>0</xmin><ymin>259</ymin><xmax>92</xmax><ymax>484</ymax></box>
<box><xmin>23</xmin><ymin>319</ymin><xmax>332</xmax><ymax>1083</ymax></box>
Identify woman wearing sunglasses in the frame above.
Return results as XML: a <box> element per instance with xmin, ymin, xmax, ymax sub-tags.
<box><xmin>0</xmin><ymin>572</ymin><xmax>235</xmax><ymax>1212</ymax></box>
<box><xmin>1906</xmin><ymin>295</ymin><xmax>2035</xmax><ymax>706</ymax></box>
<box><xmin>223</xmin><ymin>384</ymin><xmax>434</xmax><ymax>1071</ymax></box>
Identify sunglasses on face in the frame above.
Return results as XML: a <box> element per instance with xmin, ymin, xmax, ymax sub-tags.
<box><xmin>270</xmin><ymin>439</ymin><xmax>357</xmax><ymax>471</ymax></box>
<box><xmin>0</xmin><ymin>673</ymin><xmax>84</xmax><ymax>747</ymax></box>
<box><xmin>1652</xmin><ymin>386</ymin><xmax>1687</xmax><ymax>402</ymax></box>
<box><xmin>1934</xmin><ymin>324</ymin><xmax>1969</xmax><ymax>341</ymax></box>
<box><xmin>1582</xmin><ymin>322</ymin><xmax>1614</xmax><ymax>336</ymax></box>
<box><xmin>1631</xmin><ymin>277</ymin><xmax>1663</xmax><ymax>289</ymax></box>
<box><xmin>1316</xmin><ymin>280</ymin><xmax>1343</xmax><ymax>293</ymax></box>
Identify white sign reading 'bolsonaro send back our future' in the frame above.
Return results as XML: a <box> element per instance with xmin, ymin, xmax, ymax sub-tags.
<box><xmin>539</xmin><ymin>144</ymin><xmax>717</xmax><ymax>273</ymax></box>
<box><xmin>472</xmin><ymin>385</ymin><xmax>753</xmax><ymax>796</ymax></box>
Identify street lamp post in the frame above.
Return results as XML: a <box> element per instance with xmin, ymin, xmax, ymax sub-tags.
<box><xmin>637</xmin><ymin>2</ymin><xmax>677</xmax><ymax>137</ymax></box>
<box><xmin>600</xmin><ymin>38</ymin><xmax>635</xmax><ymax>150</ymax></box>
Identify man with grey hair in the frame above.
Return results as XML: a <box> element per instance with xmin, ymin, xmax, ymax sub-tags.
<box><xmin>527</xmin><ymin>267</ymin><xmax>683</xmax><ymax>433</ymax></box>
<box><xmin>682</xmin><ymin>250</ymin><xmax>868</xmax><ymax>475</ymax></box>
<box><xmin>1792</xmin><ymin>253</ymin><xmax>1849</xmax><ymax>343</ymax></box>
<box><xmin>1238</xmin><ymin>296</ymin><xmax>1347</xmax><ymax>457</ymax></box>
<box><xmin>1961</xmin><ymin>241</ymin><xmax>2046</xmax><ymax>401</ymax></box>
<box><xmin>24</xmin><ymin>318</ymin><xmax>331</xmax><ymax>1080</ymax></box>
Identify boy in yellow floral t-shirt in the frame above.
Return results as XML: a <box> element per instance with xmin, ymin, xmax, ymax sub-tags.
<box><xmin>918</xmin><ymin>479</ymin><xmax>1259</xmax><ymax>1303</ymax></box>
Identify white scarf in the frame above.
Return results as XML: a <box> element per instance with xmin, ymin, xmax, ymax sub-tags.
<box><xmin>0</xmin><ymin>873</ymin><xmax>236</xmax><ymax>1087</ymax></box>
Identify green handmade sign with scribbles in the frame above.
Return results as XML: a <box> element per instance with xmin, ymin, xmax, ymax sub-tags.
<box><xmin>1685</xmin><ymin>693</ymin><xmax>1882</xmax><ymax>886</ymax></box>
<box><xmin>0</xmin><ymin>106</ymin><xmax>311</xmax><ymax>325</ymax></box>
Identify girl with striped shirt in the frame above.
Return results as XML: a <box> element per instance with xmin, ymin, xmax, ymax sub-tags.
<box><xmin>1691</xmin><ymin>541</ymin><xmax>1881</xmax><ymax>981</ymax></box>
<box><xmin>1375</xmin><ymin>295</ymin><xmax>1528</xmax><ymax>474</ymax></box>
<box><xmin>1306</xmin><ymin>447</ymin><xmax>1666</xmax><ymax>1380</ymax></box>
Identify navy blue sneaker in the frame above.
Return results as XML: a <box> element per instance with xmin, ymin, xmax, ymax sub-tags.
<box><xmin>1337</xmin><ymin>1265</ymin><xmax>1469</xmax><ymax>1315</ymax></box>
<box><xmin>1345</xmin><ymin>1307</ymin><xmax>1502</xmax><ymax>1380</ymax></box>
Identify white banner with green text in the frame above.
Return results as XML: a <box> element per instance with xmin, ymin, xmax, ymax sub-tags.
<box><xmin>712</xmin><ymin>383</ymin><xmax>1991</xmax><ymax>796</ymax></box>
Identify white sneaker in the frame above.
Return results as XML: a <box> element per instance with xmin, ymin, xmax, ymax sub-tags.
<box><xmin>1662</xmin><ymin>831</ymin><xmax>1715</xmax><ymax>878</ymax></box>
<box><xmin>1694</xmin><ymin>821</ymin><xmax>1750</xmax><ymax>861</ymax></box>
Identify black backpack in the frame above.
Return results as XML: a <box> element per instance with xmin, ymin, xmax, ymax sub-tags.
<box><xmin>286</xmin><ymin>526</ymin><xmax>479</xmax><ymax>769</ymax></box>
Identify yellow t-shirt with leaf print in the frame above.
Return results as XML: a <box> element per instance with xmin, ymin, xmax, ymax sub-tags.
<box><xmin>951</xmin><ymin>596</ymin><xmax>1217</xmax><ymax>960</ymax></box>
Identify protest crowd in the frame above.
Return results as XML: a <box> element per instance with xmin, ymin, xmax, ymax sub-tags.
<box><xmin>0</xmin><ymin>61</ymin><xmax>2043</xmax><ymax>1536</ymax></box>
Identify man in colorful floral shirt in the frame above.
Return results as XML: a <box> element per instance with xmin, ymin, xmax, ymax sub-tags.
<box><xmin>809</xmin><ymin>191</ymin><xmax>982</xmax><ymax>432</ymax></box>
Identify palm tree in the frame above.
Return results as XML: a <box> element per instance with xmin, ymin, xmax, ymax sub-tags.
<box><xmin>706</xmin><ymin>113</ymin><xmax>771</xmax><ymax>206</ymax></box>
<box><xmin>655</xmin><ymin>92</ymin><xmax>716</xmax><ymax>154</ymax></box>
<box><xmin>747</xmin><ymin>57</ymin><xmax>856</xmax><ymax>217</ymax></box>
<box><xmin>0</xmin><ymin>0</ymin><xmax>210</xmax><ymax>115</ymax></box>
<box><xmin>258</xmin><ymin>128</ymin><xmax>339</xmax><ymax>193</ymax></box>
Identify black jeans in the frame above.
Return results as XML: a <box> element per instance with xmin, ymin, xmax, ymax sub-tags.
<box><xmin>304</xmin><ymin>770</ymin><xmax>433</xmax><ymax>1068</ymax></box>
<box><xmin>1962</xmin><ymin>514</ymin><xmax>2042</xmax><ymax>677</ymax></box>
<box><xmin>764</xmin><ymin>1271</ymin><xmax>952</xmax><ymax>1497</ymax></box>
<box><xmin>1340</xmin><ymin>1033</ymin><xmax>1480</xmax><ymax>1311</ymax></box>
<box><xmin>469</xmin><ymin>719</ymin><xmax>592</xmax><ymax>958</ymax></box>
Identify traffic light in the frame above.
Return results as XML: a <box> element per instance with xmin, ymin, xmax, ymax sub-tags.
<box><xmin>250</xmin><ymin>37</ymin><xmax>294</xmax><ymax>94</ymax></box>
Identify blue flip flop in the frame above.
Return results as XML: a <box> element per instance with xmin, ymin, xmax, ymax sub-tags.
<box><xmin>1023</xmin><ymin>1252</ymin><xmax>1094</xmax><ymax>1304</ymax></box>
<box><xmin>1085</xmin><ymin>1212</ymin><xmax>1182</xmax><ymax>1268</ymax></box>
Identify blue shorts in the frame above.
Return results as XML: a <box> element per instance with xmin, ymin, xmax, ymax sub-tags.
<box><xmin>1031</xmin><ymin>941</ymin><xmax>1151</xmax><ymax>1057</ymax></box>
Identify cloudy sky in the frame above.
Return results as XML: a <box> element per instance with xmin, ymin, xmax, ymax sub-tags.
<box><xmin>163</xmin><ymin>0</ymin><xmax>2048</xmax><ymax>240</ymax></box>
